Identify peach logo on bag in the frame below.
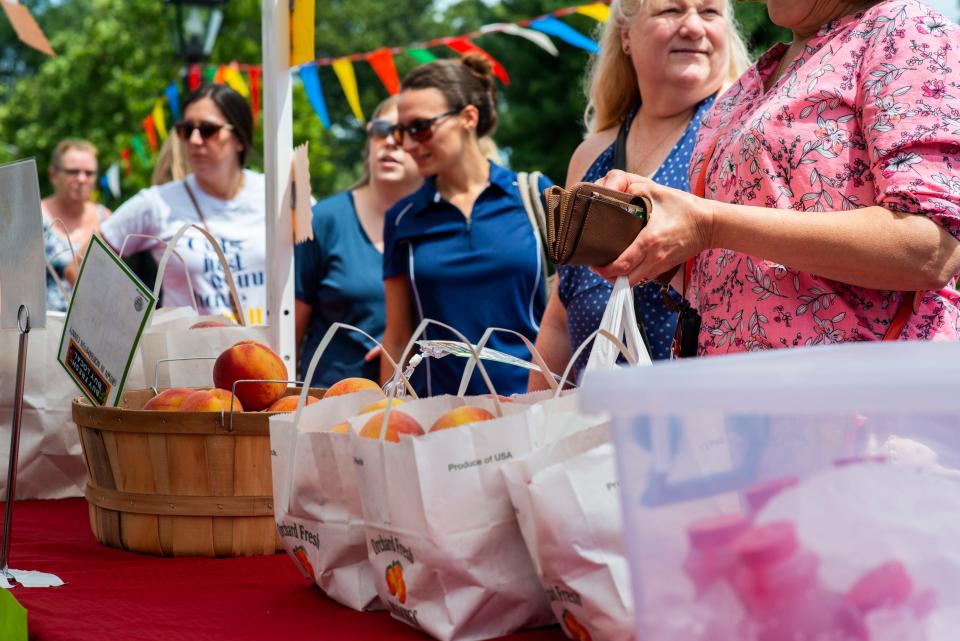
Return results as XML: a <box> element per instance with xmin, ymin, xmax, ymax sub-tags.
<box><xmin>292</xmin><ymin>545</ymin><xmax>316</xmax><ymax>581</ymax></box>
<box><xmin>386</xmin><ymin>560</ymin><xmax>407</xmax><ymax>604</ymax></box>
<box><xmin>561</xmin><ymin>610</ymin><xmax>593</xmax><ymax>641</ymax></box>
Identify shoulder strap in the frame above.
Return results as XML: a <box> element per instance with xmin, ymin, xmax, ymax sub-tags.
<box><xmin>612</xmin><ymin>116</ymin><xmax>631</xmax><ymax>172</ymax></box>
<box><xmin>182</xmin><ymin>181</ymin><xmax>213</xmax><ymax>236</ymax></box>
<box><xmin>517</xmin><ymin>171</ymin><xmax>551</xmax><ymax>302</ymax></box>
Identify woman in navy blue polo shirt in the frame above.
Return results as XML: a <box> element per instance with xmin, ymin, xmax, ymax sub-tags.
<box><xmin>381</xmin><ymin>54</ymin><xmax>553</xmax><ymax>396</ymax></box>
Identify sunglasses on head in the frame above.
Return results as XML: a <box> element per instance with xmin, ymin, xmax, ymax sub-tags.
<box><xmin>391</xmin><ymin>107</ymin><xmax>463</xmax><ymax>145</ymax></box>
<box><xmin>58</xmin><ymin>168</ymin><xmax>96</xmax><ymax>178</ymax></box>
<box><xmin>173</xmin><ymin>120</ymin><xmax>235</xmax><ymax>141</ymax></box>
<box><xmin>367</xmin><ymin>119</ymin><xmax>397</xmax><ymax>140</ymax></box>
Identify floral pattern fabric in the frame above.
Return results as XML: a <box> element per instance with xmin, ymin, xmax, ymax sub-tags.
<box><xmin>689</xmin><ymin>0</ymin><xmax>960</xmax><ymax>354</ymax></box>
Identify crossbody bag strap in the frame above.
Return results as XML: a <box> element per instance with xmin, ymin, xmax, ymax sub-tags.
<box><xmin>183</xmin><ymin>181</ymin><xmax>214</xmax><ymax>238</ymax></box>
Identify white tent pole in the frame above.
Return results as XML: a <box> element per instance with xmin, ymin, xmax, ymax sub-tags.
<box><xmin>261</xmin><ymin>0</ymin><xmax>296</xmax><ymax>378</ymax></box>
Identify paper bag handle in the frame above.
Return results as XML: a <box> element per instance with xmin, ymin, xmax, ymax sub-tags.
<box><xmin>292</xmin><ymin>321</ymin><xmax>418</xmax><ymax>428</ymax></box>
<box><xmin>119</xmin><ymin>233</ymin><xmax>199</xmax><ymax>314</ymax></box>
<box><xmin>585</xmin><ymin>276</ymin><xmax>651</xmax><ymax>372</ymax></box>
<box><xmin>556</xmin><ymin>328</ymin><xmax>635</xmax><ymax>399</ymax></box>
<box><xmin>456</xmin><ymin>326</ymin><xmax>558</xmax><ymax>397</ymax></box>
<box><xmin>153</xmin><ymin>223</ymin><xmax>245</xmax><ymax>326</ymax></box>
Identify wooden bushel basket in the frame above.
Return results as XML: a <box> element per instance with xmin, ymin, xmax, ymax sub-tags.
<box><xmin>73</xmin><ymin>388</ymin><xmax>322</xmax><ymax>557</ymax></box>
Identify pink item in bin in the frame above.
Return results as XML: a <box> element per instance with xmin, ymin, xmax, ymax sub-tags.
<box><xmin>743</xmin><ymin>475</ymin><xmax>799</xmax><ymax>515</ymax></box>
<box><xmin>683</xmin><ymin>513</ymin><xmax>750</xmax><ymax>595</ymax></box>
<box><xmin>848</xmin><ymin>561</ymin><xmax>913</xmax><ymax>613</ymax></box>
<box><xmin>732</xmin><ymin>521</ymin><xmax>868</xmax><ymax>641</ymax></box>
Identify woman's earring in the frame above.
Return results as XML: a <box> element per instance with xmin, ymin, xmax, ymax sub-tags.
<box><xmin>623</xmin><ymin>43</ymin><xmax>631</xmax><ymax>55</ymax></box>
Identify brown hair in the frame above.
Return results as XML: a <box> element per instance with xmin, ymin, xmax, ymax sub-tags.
<box><xmin>182</xmin><ymin>83</ymin><xmax>254</xmax><ymax>166</ymax></box>
<box><xmin>50</xmin><ymin>138</ymin><xmax>98</xmax><ymax>171</ymax></box>
<box><xmin>584</xmin><ymin>0</ymin><xmax>751</xmax><ymax>133</ymax></box>
<box><xmin>400</xmin><ymin>54</ymin><xmax>499</xmax><ymax>138</ymax></box>
<box><xmin>353</xmin><ymin>95</ymin><xmax>401</xmax><ymax>189</ymax></box>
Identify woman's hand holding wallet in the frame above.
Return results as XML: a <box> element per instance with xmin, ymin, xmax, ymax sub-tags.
<box><xmin>543</xmin><ymin>170</ymin><xmax>715</xmax><ymax>287</ymax></box>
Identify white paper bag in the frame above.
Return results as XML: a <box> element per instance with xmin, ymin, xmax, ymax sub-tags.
<box><xmin>136</xmin><ymin>224</ymin><xmax>269</xmax><ymax>388</ymax></box>
<box><xmin>269</xmin><ymin>322</ymin><xmax>418</xmax><ymax>611</ymax></box>
<box><xmin>0</xmin><ymin>312</ymin><xmax>144</xmax><ymax>499</ymax></box>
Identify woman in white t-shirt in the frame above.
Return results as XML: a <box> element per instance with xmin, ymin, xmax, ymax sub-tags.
<box><xmin>99</xmin><ymin>84</ymin><xmax>267</xmax><ymax>325</ymax></box>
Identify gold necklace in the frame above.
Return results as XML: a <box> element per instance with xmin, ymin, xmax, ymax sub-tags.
<box><xmin>627</xmin><ymin>109</ymin><xmax>693</xmax><ymax>176</ymax></box>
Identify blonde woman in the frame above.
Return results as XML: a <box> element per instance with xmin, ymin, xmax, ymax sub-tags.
<box><xmin>530</xmin><ymin>0</ymin><xmax>749</xmax><ymax>389</ymax></box>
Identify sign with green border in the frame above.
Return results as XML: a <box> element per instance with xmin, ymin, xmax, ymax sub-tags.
<box><xmin>57</xmin><ymin>234</ymin><xmax>155</xmax><ymax>406</ymax></box>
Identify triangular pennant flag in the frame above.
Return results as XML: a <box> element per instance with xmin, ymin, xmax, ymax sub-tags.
<box><xmin>248</xmin><ymin>66</ymin><xmax>262</xmax><ymax>122</ymax></box>
<box><xmin>213</xmin><ymin>65</ymin><xmax>228</xmax><ymax>84</ymax></box>
<box><xmin>223</xmin><ymin>63</ymin><xmax>250</xmax><ymax>97</ymax></box>
<box><xmin>106</xmin><ymin>162</ymin><xmax>121</xmax><ymax>200</ymax></box>
<box><xmin>299</xmin><ymin>64</ymin><xmax>331</xmax><ymax>129</ymax></box>
<box><xmin>331</xmin><ymin>57</ymin><xmax>365</xmax><ymax>123</ymax></box>
<box><xmin>290</xmin><ymin>0</ymin><xmax>316</xmax><ymax>66</ymax></box>
<box><xmin>165</xmin><ymin>82</ymin><xmax>182</xmax><ymax>121</ymax></box>
<box><xmin>204</xmin><ymin>65</ymin><xmax>218</xmax><ymax>83</ymax></box>
<box><xmin>367</xmin><ymin>48</ymin><xmax>401</xmax><ymax>95</ymax></box>
<box><xmin>248</xmin><ymin>67</ymin><xmax>261</xmax><ymax>122</ymax></box>
<box><xmin>576</xmin><ymin>2</ymin><xmax>611</xmax><ymax>22</ymax></box>
<box><xmin>120</xmin><ymin>148</ymin><xmax>132</xmax><ymax>177</ymax></box>
<box><xmin>142</xmin><ymin>115</ymin><xmax>158</xmax><ymax>152</ymax></box>
<box><xmin>406</xmin><ymin>48</ymin><xmax>437</xmax><ymax>64</ymax></box>
<box><xmin>528</xmin><ymin>16</ymin><xmax>599</xmax><ymax>53</ymax></box>
<box><xmin>188</xmin><ymin>64</ymin><xmax>202</xmax><ymax>91</ymax></box>
<box><xmin>481</xmin><ymin>23</ymin><xmax>559</xmax><ymax>56</ymax></box>
<box><xmin>98</xmin><ymin>173</ymin><xmax>111</xmax><ymax>200</ymax></box>
<box><xmin>0</xmin><ymin>1</ymin><xmax>55</xmax><ymax>57</ymax></box>
<box><xmin>152</xmin><ymin>99</ymin><xmax>167</xmax><ymax>141</ymax></box>
<box><xmin>131</xmin><ymin>134</ymin><xmax>150</xmax><ymax>165</ymax></box>
<box><xmin>446</xmin><ymin>37</ymin><xmax>510</xmax><ymax>85</ymax></box>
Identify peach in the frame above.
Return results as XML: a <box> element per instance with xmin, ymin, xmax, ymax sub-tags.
<box><xmin>189</xmin><ymin>319</ymin><xmax>233</xmax><ymax>329</ymax></box>
<box><xmin>265</xmin><ymin>395</ymin><xmax>319</xmax><ymax>413</ymax></box>
<box><xmin>358</xmin><ymin>410</ymin><xmax>424</xmax><ymax>443</ymax></box>
<box><xmin>213</xmin><ymin>340</ymin><xmax>287</xmax><ymax>411</ymax></box>
<box><xmin>325</xmin><ymin>377</ymin><xmax>383</xmax><ymax>398</ymax></box>
<box><xmin>430</xmin><ymin>406</ymin><xmax>495</xmax><ymax>432</ymax></box>
<box><xmin>329</xmin><ymin>421</ymin><xmax>350</xmax><ymax>434</ymax></box>
<box><xmin>179</xmin><ymin>388</ymin><xmax>244</xmax><ymax>413</ymax></box>
<box><xmin>142</xmin><ymin>387</ymin><xmax>194</xmax><ymax>411</ymax></box>
<box><xmin>359</xmin><ymin>397</ymin><xmax>405</xmax><ymax>414</ymax></box>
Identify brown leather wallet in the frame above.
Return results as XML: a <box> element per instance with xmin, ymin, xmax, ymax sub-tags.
<box><xmin>543</xmin><ymin>182</ymin><xmax>651</xmax><ymax>266</ymax></box>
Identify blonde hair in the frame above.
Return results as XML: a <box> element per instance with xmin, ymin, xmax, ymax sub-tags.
<box><xmin>151</xmin><ymin>135</ymin><xmax>190</xmax><ymax>185</ymax></box>
<box><xmin>353</xmin><ymin>95</ymin><xmax>402</xmax><ymax>189</ymax></box>
<box><xmin>50</xmin><ymin>138</ymin><xmax>98</xmax><ymax>171</ymax></box>
<box><xmin>584</xmin><ymin>0</ymin><xmax>751</xmax><ymax>133</ymax></box>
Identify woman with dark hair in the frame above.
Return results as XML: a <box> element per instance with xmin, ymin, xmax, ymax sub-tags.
<box><xmin>295</xmin><ymin>96</ymin><xmax>421</xmax><ymax>387</ymax></box>
<box><xmin>98</xmin><ymin>83</ymin><xmax>267</xmax><ymax>323</ymax></box>
<box><xmin>380</xmin><ymin>54</ymin><xmax>555</xmax><ymax>396</ymax></box>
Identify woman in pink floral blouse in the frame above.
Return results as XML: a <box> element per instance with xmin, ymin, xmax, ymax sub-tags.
<box><xmin>595</xmin><ymin>0</ymin><xmax>960</xmax><ymax>354</ymax></box>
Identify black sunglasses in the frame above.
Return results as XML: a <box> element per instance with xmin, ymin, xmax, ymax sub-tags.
<box><xmin>367</xmin><ymin>119</ymin><xmax>397</xmax><ymax>140</ymax></box>
<box><xmin>174</xmin><ymin>120</ymin><xmax>235</xmax><ymax>141</ymax></box>
<box><xmin>58</xmin><ymin>168</ymin><xmax>97</xmax><ymax>178</ymax></box>
<box><xmin>392</xmin><ymin>108</ymin><xmax>463</xmax><ymax>145</ymax></box>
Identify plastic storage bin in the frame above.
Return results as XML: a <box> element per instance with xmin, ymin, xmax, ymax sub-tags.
<box><xmin>581</xmin><ymin>341</ymin><xmax>960</xmax><ymax>641</ymax></box>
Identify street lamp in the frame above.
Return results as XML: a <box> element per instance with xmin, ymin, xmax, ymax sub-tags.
<box><xmin>165</xmin><ymin>0</ymin><xmax>227</xmax><ymax>64</ymax></box>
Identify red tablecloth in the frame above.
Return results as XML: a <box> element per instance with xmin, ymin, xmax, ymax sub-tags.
<box><xmin>5</xmin><ymin>499</ymin><xmax>565</xmax><ymax>641</ymax></box>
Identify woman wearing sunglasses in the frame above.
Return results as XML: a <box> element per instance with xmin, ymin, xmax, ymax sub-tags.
<box><xmin>295</xmin><ymin>96</ymin><xmax>421</xmax><ymax>387</ymax></box>
<box><xmin>98</xmin><ymin>83</ymin><xmax>267</xmax><ymax>323</ymax></box>
<box><xmin>41</xmin><ymin>139</ymin><xmax>111</xmax><ymax>312</ymax></box>
<box><xmin>380</xmin><ymin>54</ymin><xmax>555</xmax><ymax>396</ymax></box>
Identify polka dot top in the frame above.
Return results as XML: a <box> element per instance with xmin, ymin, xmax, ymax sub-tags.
<box><xmin>558</xmin><ymin>95</ymin><xmax>716</xmax><ymax>382</ymax></box>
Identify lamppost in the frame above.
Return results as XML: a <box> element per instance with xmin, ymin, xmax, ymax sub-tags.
<box><xmin>165</xmin><ymin>0</ymin><xmax>227</xmax><ymax>64</ymax></box>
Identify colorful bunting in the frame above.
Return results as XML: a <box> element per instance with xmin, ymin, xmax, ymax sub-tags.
<box><xmin>575</xmin><ymin>2</ymin><xmax>611</xmax><ymax>22</ymax></box>
<box><xmin>142</xmin><ymin>115</ymin><xmax>158</xmax><ymax>152</ymax></box>
<box><xmin>187</xmin><ymin>64</ymin><xmax>201</xmax><ymax>91</ymax></box>
<box><xmin>481</xmin><ymin>23</ymin><xmax>559</xmax><ymax>56</ymax></box>
<box><xmin>212</xmin><ymin>65</ymin><xmax>227</xmax><ymax>84</ymax></box>
<box><xmin>446</xmin><ymin>37</ymin><xmax>511</xmax><ymax>85</ymax></box>
<box><xmin>165</xmin><ymin>82</ymin><xmax>181</xmax><ymax>121</ymax></box>
<box><xmin>152</xmin><ymin>99</ymin><xmax>167</xmax><ymax>141</ymax></box>
<box><xmin>406</xmin><ymin>48</ymin><xmax>438</xmax><ymax>64</ymax></box>
<box><xmin>120</xmin><ymin>148</ymin><xmax>132</xmax><ymax>177</ymax></box>
<box><xmin>223</xmin><ymin>64</ymin><xmax>250</xmax><ymax>97</ymax></box>
<box><xmin>332</xmin><ymin>58</ymin><xmax>365</xmax><ymax>123</ymax></box>
<box><xmin>528</xmin><ymin>16</ymin><xmax>599</xmax><ymax>53</ymax></box>
<box><xmin>106</xmin><ymin>163</ymin><xmax>121</xmax><ymax>200</ymax></box>
<box><xmin>299</xmin><ymin>64</ymin><xmax>331</xmax><ymax>129</ymax></box>
<box><xmin>367</xmin><ymin>48</ymin><xmax>401</xmax><ymax>95</ymax></box>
